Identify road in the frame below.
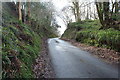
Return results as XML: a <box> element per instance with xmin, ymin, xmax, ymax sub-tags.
<box><xmin>48</xmin><ymin>38</ymin><xmax>118</xmax><ymax>78</ymax></box>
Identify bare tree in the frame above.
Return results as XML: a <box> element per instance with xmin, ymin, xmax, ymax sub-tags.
<box><xmin>72</xmin><ymin>1</ymin><xmax>81</xmax><ymax>22</ymax></box>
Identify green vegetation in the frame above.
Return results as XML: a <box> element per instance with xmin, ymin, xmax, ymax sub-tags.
<box><xmin>76</xmin><ymin>29</ymin><xmax>120</xmax><ymax>51</ymax></box>
<box><xmin>62</xmin><ymin>19</ymin><xmax>120</xmax><ymax>52</ymax></box>
<box><xmin>61</xmin><ymin>1</ymin><xmax>120</xmax><ymax>52</ymax></box>
<box><xmin>2</xmin><ymin>20</ymin><xmax>41</xmax><ymax>78</ymax></box>
<box><xmin>2</xmin><ymin>2</ymin><xmax>57</xmax><ymax>78</ymax></box>
<box><xmin>68</xmin><ymin>20</ymin><xmax>101</xmax><ymax>30</ymax></box>
<box><xmin>62</xmin><ymin>20</ymin><xmax>101</xmax><ymax>39</ymax></box>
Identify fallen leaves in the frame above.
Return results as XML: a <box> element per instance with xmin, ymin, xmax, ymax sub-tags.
<box><xmin>33</xmin><ymin>38</ymin><xmax>55</xmax><ymax>78</ymax></box>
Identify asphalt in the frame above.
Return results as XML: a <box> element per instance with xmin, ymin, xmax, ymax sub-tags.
<box><xmin>48</xmin><ymin>38</ymin><xmax>118</xmax><ymax>78</ymax></box>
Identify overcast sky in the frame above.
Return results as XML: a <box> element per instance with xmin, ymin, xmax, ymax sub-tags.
<box><xmin>52</xmin><ymin>0</ymin><xmax>69</xmax><ymax>35</ymax></box>
<box><xmin>50</xmin><ymin>0</ymin><xmax>96</xmax><ymax>35</ymax></box>
<box><xmin>50</xmin><ymin>0</ymin><xmax>94</xmax><ymax>35</ymax></box>
<box><xmin>10</xmin><ymin>0</ymin><xmax>115</xmax><ymax>35</ymax></box>
<box><xmin>41</xmin><ymin>0</ymin><xmax>70</xmax><ymax>35</ymax></box>
<box><xmin>12</xmin><ymin>0</ymin><xmax>115</xmax><ymax>35</ymax></box>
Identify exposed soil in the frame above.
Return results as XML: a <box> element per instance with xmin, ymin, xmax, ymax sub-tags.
<box><xmin>61</xmin><ymin>38</ymin><xmax>120</xmax><ymax>64</ymax></box>
<box><xmin>33</xmin><ymin>38</ymin><xmax>55</xmax><ymax>78</ymax></box>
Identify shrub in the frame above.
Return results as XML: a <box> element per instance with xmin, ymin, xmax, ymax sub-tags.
<box><xmin>76</xmin><ymin>29</ymin><xmax>120</xmax><ymax>51</ymax></box>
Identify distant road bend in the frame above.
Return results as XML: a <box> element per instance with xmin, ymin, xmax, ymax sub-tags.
<box><xmin>48</xmin><ymin>38</ymin><xmax>118</xmax><ymax>78</ymax></box>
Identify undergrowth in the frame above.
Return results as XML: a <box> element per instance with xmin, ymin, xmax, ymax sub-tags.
<box><xmin>76</xmin><ymin>28</ymin><xmax>120</xmax><ymax>52</ymax></box>
<box><xmin>2</xmin><ymin>20</ymin><xmax>41</xmax><ymax>78</ymax></box>
<box><xmin>62</xmin><ymin>19</ymin><xmax>120</xmax><ymax>52</ymax></box>
<box><xmin>2</xmin><ymin>2</ymin><xmax>58</xmax><ymax>78</ymax></box>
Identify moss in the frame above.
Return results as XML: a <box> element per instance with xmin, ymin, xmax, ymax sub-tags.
<box><xmin>2</xmin><ymin>2</ymin><xmax>57</xmax><ymax>78</ymax></box>
<box><xmin>62</xmin><ymin>20</ymin><xmax>101</xmax><ymax>39</ymax></box>
<box><xmin>2</xmin><ymin>19</ymin><xmax>42</xmax><ymax>78</ymax></box>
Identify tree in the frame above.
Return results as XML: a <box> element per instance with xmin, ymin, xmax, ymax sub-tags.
<box><xmin>72</xmin><ymin>1</ymin><xmax>81</xmax><ymax>22</ymax></box>
<box><xmin>60</xmin><ymin>6</ymin><xmax>73</xmax><ymax>26</ymax></box>
<box><xmin>29</xmin><ymin>2</ymin><xmax>55</xmax><ymax>32</ymax></box>
<box><xmin>95</xmin><ymin>0</ymin><xmax>120</xmax><ymax>29</ymax></box>
<box><xmin>18</xmin><ymin>0</ymin><xmax>22</xmax><ymax>21</ymax></box>
<box><xmin>27</xmin><ymin>0</ymin><xmax>31</xmax><ymax>18</ymax></box>
<box><xmin>22</xmin><ymin>2</ymin><xmax>27</xmax><ymax>23</ymax></box>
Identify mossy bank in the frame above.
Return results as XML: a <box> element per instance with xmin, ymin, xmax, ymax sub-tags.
<box><xmin>2</xmin><ymin>2</ymin><xmax>57</xmax><ymax>78</ymax></box>
<box><xmin>62</xmin><ymin>20</ymin><xmax>120</xmax><ymax>52</ymax></box>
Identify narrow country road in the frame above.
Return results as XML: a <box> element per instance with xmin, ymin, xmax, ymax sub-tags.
<box><xmin>48</xmin><ymin>38</ymin><xmax>118</xmax><ymax>78</ymax></box>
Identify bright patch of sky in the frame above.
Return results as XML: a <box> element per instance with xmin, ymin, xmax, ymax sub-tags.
<box><xmin>41</xmin><ymin>0</ymin><xmax>70</xmax><ymax>35</ymax></box>
<box><xmin>41</xmin><ymin>0</ymin><xmax>96</xmax><ymax>35</ymax></box>
<box><xmin>51</xmin><ymin>0</ymin><xmax>69</xmax><ymax>35</ymax></box>
<box><xmin>11</xmin><ymin>0</ymin><xmax>118</xmax><ymax>35</ymax></box>
<box><xmin>50</xmin><ymin>0</ymin><xmax>96</xmax><ymax>35</ymax></box>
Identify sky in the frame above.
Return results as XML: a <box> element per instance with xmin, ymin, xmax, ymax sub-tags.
<box><xmin>12</xmin><ymin>0</ymin><xmax>112</xmax><ymax>36</ymax></box>
<box><xmin>11</xmin><ymin>0</ymin><xmax>96</xmax><ymax>35</ymax></box>
<box><xmin>51</xmin><ymin>0</ymin><xmax>69</xmax><ymax>35</ymax></box>
<box><xmin>50</xmin><ymin>0</ymin><xmax>96</xmax><ymax>35</ymax></box>
<box><xmin>11</xmin><ymin>0</ymin><xmax>70</xmax><ymax>35</ymax></box>
<box><xmin>41</xmin><ymin>0</ymin><xmax>70</xmax><ymax>35</ymax></box>
<box><xmin>9</xmin><ymin>0</ymin><xmax>118</xmax><ymax>35</ymax></box>
<box><xmin>41</xmin><ymin>0</ymin><xmax>96</xmax><ymax>35</ymax></box>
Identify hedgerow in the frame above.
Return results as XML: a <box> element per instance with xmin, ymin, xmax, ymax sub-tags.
<box><xmin>76</xmin><ymin>28</ymin><xmax>120</xmax><ymax>51</ymax></box>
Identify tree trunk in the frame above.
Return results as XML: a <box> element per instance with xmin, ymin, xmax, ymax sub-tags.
<box><xmin>27</xmin><ymin>0</ymin><xmax>31</xmax><ymax>18</ymax></box>
<box><xmin>18</xmin><ymin>1</ymin><xmax>22</xmax><ymax>21</ymax></box>
<box><xmin>115</xmin><ymin>0</ymin><xmax>119</xmax><ymax>13</ymax></box>
<box><xmin>73</xmin><ymin>2</ymin><xmax>81</xmax><ymax>22</ymax></box>
<box><xmin>76</xmin><ymin>2</ymin><xmax>81</xmax><ymax>22</ymax></box>
<box><xmin>23</xmin><ymin>2</ymin><xmax>26</xmax><ymax>23</ymax></box>
<box><xmin>73</xmin><ymin>8</ymin><xmax>77</xmax><ymax>21</ymax></box>
<box><xmin>95</xmin><ymin>2</ymin><xmax>104</xmax><ymax>29</ymax></box>
<box><xmin>115</xmin><ymin>0</ymin><xmax>119</xmax><ymax>21</ymax></box>
<box><xmin>96</xmin><ymin>0</ymin><xmax>119</xmax><ymax>30</ymax></box>
<box><xmin>103</xmin><ymin>1</ymin><xmax>110</xmax><ymax>28</ymax></box>
<box><xmin>86</xmin><ymin>5</ymin><xmax>89</xmax><ymax>19</ymax></box>
<box><xmin>94</xmin><ymin>5</ymin><xmax>97</xmax><ymax>19</ymax></box>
